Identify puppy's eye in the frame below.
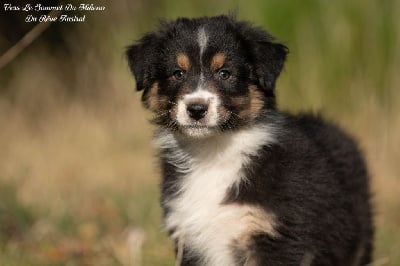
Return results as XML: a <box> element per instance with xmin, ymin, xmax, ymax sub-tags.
<box><xmin>218</xmin><ymin>69</ymin><xmax>231</xmax><ymax>80</ymax></box>
<box><xmin>173</xmin><ymin>70</ymin><xmax>186</xmax><ymax>80</ymax></box>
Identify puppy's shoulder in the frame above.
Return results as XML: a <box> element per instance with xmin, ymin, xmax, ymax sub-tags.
<box><xmin>277</xmin><ymin>112</ymin><xmax>364</xmax><ymax>167</ymax></box>
<box><xmin>290</xmin><ymin>113</ymin><xmax>358</xmax><ymax>148</ymax></box>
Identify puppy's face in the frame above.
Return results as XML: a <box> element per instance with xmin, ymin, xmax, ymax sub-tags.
<box><xmin>127</xmin><ymin>16</ymin><xmax>287</xmax><ymax>138</ymax></box>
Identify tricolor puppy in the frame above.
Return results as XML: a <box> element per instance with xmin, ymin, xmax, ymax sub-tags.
<box><xmin>126</xmin><ymin>16</ymin><xmax>373</xmax><ymax>266</ymax></box>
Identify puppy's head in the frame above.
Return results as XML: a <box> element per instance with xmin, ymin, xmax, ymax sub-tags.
<box><xmin>126</xmin><ymin>16</ymin><xmax>287</xmax><ymax>138</ymax></box>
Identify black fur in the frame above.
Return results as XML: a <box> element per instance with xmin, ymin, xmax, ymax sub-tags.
<box><xmin>225</xmin><ymin>113</ymin><xmax>373</xmax><ymax>265</ymax></box>
<box><xmin>126</xmin><ymin>15</ymin><xmax>373</xmax><ymax>266</ymax></box>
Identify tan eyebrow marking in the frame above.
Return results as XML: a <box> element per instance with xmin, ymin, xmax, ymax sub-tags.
<box><xmin>177</xmin><ymin>53</ymin><xmax>190</xmax><ymax>71</ymax></box>
<box><xmin>211</xmin><ymin>53</ymin><xmax>225</xmax><ymax>70</ymax></box>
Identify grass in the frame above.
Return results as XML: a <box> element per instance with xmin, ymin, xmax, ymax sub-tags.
<box><xmin>0</xmin><ymin>0</ymin><xmax>399</xmax><ymax>265</ymax></box>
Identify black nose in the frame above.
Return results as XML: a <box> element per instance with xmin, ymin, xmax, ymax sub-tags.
<box><xmin>187</xmin><ymin>103</ymin><xmax>208</xmax><ymax>121</ymax></box>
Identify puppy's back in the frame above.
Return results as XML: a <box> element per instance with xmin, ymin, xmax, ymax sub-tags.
<box><xmin>260</xmin><ymin>113</ymin><xmax>373</xmax><ymax>265</ymax></box>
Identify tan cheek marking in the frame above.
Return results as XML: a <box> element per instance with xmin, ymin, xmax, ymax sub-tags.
<box><xmin>236</xmin><ymin>85</ymin><xmax>264</xmax><ymax>119</ymax></box>
<box><xmin>232</xmin><ymin>94</ymin><xmax>251</xmax><ymax>120</ymax></box>
<box><xmin>177</xmin><ymin>53</ymin><xmax>190</xmax><ymax>71</ymax></box>
<box><xmin>145</xmin><ymin>82</ymin><xmax>160</xmax><ymax>111</ymax></box>
<box><xmin>145</xmin><ymin>82</ymin><xmax>168</xmax><ymax>112</ymax></box>
<box><xmin>249</xmin><ymin>85</ymin><xmax>264</xmax><ymax>117</ymax></box>
<box><xmin>232</xmin><ymin>96</ymin><xmax>250</xmax><ymax>109</ymax></box>
<box><xmin>211</xmin><ymin>53</ymin><xmax>225</xmax><ymax>70</ymax></box>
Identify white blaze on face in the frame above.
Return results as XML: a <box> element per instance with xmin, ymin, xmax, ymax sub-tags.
<box><xmin>174</xmin><ymin>27</ymin><xmax>221</xmax><ymax>138</ymax></box>
<box><xmin>196</xmin><ymin>27</ymin><xmax>208</xmax><ymax>91</ymax></box>
<box><xmin>197</xmin><ymin>27</ymin><xmax>208</xmax><ymax>58</ymax></box>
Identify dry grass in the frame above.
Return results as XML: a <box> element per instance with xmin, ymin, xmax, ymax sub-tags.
<box><xmin>0</xmin><ymin>46</ymin><xmax>174</xmax><ymax>265</ymax></box>
<box><xmin>1</xmin><ymin>56</ymin><xmax>399</xmax><ymax>266</ymax></box>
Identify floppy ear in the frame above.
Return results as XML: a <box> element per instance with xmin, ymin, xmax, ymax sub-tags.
<box><xmin>253</xmin><ymin>41</ymin><xmax>288</xmax><ymax>94</ymax></box>
<box><xmin>126</xmin><ymin>33</ymin><xmax>160</xmax><ymax>91</ymax></box>
<box><xmin>237</xmin><ymin>22</ymin><xmax>288</xmax><ymax>94</ymax></box>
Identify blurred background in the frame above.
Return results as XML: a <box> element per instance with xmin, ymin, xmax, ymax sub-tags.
<box><xmin>0</xmin><ymin>0</ymin><xmax>399</xmax><ymax>265</ymax></box>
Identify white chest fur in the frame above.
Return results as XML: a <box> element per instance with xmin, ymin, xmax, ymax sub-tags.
<box><xmin>155</xmin><ymin>126</ymin><xmax>276</xmax><ymax>266</ymax></box>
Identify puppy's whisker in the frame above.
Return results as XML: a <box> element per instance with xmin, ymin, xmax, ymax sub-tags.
<box><xmin>229</xmin><ymin>111</ymin><xmax>243</xmax><ymax>120</ymax></box>
<box><xmin>152</xmin><ymin>113</ymin><xmax>169</xmax><ymax>120</ymax></box>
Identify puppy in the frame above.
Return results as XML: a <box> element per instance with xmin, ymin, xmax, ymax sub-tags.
<box><xmin>126</xmin><ymin>15</ymin><xmax>373</xmax><ymax>266</ymax></box>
